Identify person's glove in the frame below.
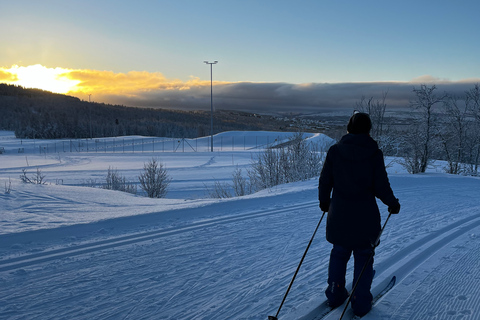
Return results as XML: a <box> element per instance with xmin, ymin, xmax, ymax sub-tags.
<box><xmin>319</xmin><ymin>199</ymin><xmax>330</xmax><ymax>212</ymax></box>
<box><xmin>388</xmin><ymin>199</ymin><xmax>400</xmax><ymax>214</ymax></box>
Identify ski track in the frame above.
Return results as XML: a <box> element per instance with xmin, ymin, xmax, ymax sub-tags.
<box><xmin>0</xmin><ymin>201</ymin><xmax>318</xmax><ymax>272</ymax></box>
<box><xmin>283</xmin><ymin>176</ymin><xmax>480</xmax><ymax>320</ymax></box>
<box><xmin>372</xmin><ymin>227</ymin><xmax>480</xmax><ymax>320</ymax></box>
<box><xmin>0</xmin><ymin>175</ymin><xmax>480</xmax><ymax>319</ymax></box>
<box><xmin>0</xmin><ymin>198</ymin><xmax>324</xmax><ymax>320</ymax></box>
<box><xmin>318</xmin><ymin>215</ymin><xmax>480</xmax><ymax>320</ymax></box>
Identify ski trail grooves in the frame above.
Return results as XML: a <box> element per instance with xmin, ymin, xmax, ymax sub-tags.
<box><xmin>303</xmin><ymin>213</ymin><xmax>480</xmax><ymax>320</ymax></box>
<box><xmin>0</xmin><ymin>201</ymin><xmax>317</xmax><ymax>272</ymax></box>
<box><xmin>375</xmin><ymin>213</ymin><xmax>480</xmax><ymax>281</ymax></box>
<box><xmin>389</xmin><ymin>237</ymin><xmax>480</xmax><ymax>319</ymax></box>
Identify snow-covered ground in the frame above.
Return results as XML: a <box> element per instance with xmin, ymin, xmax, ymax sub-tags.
<box><xmin>0</xmin><ymin>130</ymin><xmax>479</xmax><ymax>320</ymax></box>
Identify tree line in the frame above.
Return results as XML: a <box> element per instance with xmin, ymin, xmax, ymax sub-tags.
<box><xmin>0</xmin><ymin>84</ymin><xmax>291</xmax><ymax>140</ymax></box>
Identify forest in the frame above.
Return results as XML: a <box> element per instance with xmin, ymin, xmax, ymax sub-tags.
<box><xmin>0</xmin><ymin>84</ymin><xmax>294</xmax><ymax>140</ymax></box>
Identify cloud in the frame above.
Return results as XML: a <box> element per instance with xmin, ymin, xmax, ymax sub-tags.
<box><xmin>2</xmin><ymin>65</ymin><xmax>479</xmax><ymax>115</ymax></box>
<box><xmin>63</xmin><ymin>68</ymin><xmax>480</xmax><ymax>114</ymax></box>
<box><xmin>67</xmin><ymin>70</ymin><xmax>217</xmax><ymax>95</ymax></box>
<box><xmin>95</xmin><ymin>79</ymin><xmax>480</xmax><ymax>115</ymax></box>
<box><xmin>410</xmin><ymin>75</ymin><xmax>451</xmax><ymax>83</ymax></box>
<box><xmin>0</xmin><ymin>69</ymin><xmax>18</xmax><ymax>81</ymax></box>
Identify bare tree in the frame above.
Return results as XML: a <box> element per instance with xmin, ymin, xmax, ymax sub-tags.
<box><xmin>205</xmin><ymin>180</ymin><xmax>232</xmax><ymax>199</ymax></box>
<box><xmin>356</xmin><ymin>92</ymin><xmax>399</xmax><ymax>160</ymax></box>
<box><xmin>356</xmin><ymin>92</ymin><xmax>388</xmax><ymax>139</ymax></box>
<box><xmin>103</xmin><ymin>167</ymin><xmax>137</xmax><ymax>194</ymax></box>
<box><xmin>401</xmin><ymin>85</ymin><xmax>446</xmax><ymax>173</ymax></box>
<box><xmin>439</xmin><ymin>94</ymin><xmax>469</xmax><ymax>174</ymax></box>
<box><xmin>247</xmin><ymin>132</ymin><xmax>327</xmax><ymax>192</ymax></box>
<box><xmin>232</xmin><ymin>167</ymin><xmax>247</xmax><ymax>197</ymax></box>
<box><xmin>399</xmin><ymin>124</ymin><xmax>426</xmax><ymax>174</ymax></box>
<box><xmin>464</xmin><ymin>84</ymin><xmax>480</xmax><ymax>175</ymax></box>
<box><xmin>138</xmin><ymin>158</ymin><xmax>171</xmax><ymax>198</ymax></box>
<box><xmin>20</xmin><ymin>168</ymin><xmax>46</xmax><ymax>184</ymax></box>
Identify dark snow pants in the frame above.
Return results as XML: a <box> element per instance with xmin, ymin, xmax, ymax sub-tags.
<box><xmin>325</xmin><ymin>244</ymin><xmax>374</xmax><ymax>316</ymax></box>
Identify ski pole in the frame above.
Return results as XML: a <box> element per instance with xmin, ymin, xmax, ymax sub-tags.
<box><xmin>339</xmin><ymin>212</ymin><xmax>393</xmax><ymax>320</ymax></box>
<box><xmin>268</xmin><ymin>211</ymin><xmax>326</xmax><ymax>320</ymax></box>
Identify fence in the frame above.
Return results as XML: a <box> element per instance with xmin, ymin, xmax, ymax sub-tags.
<box><xmin>2</xmin><ymin>135</ymin><xmax>289</xmax><ymax>155</ymax></box>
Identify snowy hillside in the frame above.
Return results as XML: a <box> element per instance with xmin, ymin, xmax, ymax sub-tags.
<box><xmin>1</xmin><ymin>130</ymin><xmax>480</xmax><ymax>320</ymax></box>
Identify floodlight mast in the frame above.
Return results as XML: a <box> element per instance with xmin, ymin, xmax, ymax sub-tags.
<box><xmin>204</xmin><ymin>61</ymin><xmax>218</xmax><ymax>152</ymax></box>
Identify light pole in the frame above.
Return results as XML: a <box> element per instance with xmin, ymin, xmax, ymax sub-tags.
<box><xmin>204</xmin><ymin>60</ymin><xmax>218</xmax><ymax>152</ymax></box>
<box><xmin>88</xmin><ymin>94</ymin><xmax>92</xmax><ymax>139</ymax></box>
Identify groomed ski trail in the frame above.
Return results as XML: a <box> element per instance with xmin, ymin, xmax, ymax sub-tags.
<box><xmin>282</xmin><ymin>176</ymin><xmax>480</xmax><ymax>320</ymax></box>
<box><xmin>0</xmin><ymin>201</ymin><xmax>317</xmax><ymax>272</ymax></box>
<box><xmin>1</xmin><ymin>175</ymin><xmax>480</xmax><ymax>319</ymax></box>
<box><xmin>286</xmin><ymin>213</ymin><xmax>480</xmax><ymax>320</ymax></box>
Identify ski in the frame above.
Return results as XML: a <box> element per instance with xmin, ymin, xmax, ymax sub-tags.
<box><xmin>311</xmin><ymin>303</ymin><xmax>336</xmax><ymax>320</ymax></box>
<box><xmin>351</xmin><ymin>276</ymin><xmax>396</xmax><ymax>319</ymax></box>
<box><xmin>307</xmin><ymin>276</ymin><xmax>396</xmax><ymax>320</ymax></box>
<box><xmin>296</xmin><ymin>299</ymin><xmax>344</xmax><ymax>320</ymax></box>
<box><xmin>372</xmin><ymin>276</ymin><xmax>396</xmax><ymax>305</ymax></box>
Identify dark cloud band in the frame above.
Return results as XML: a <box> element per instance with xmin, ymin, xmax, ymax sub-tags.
<box><xmin>96</xmin><ymin>80</ymin><xmax>480</xmax><ymax>115</ymax></box>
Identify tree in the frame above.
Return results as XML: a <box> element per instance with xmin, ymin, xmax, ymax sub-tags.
<box><xmin>103</xmin><ymin>167</ymin><xmax>137</xmax><ymax>194</ymax></box>
<box><xmin>232</xmin><ymin>167</ymin><xmax>247</xmax><ymax>197</ymax></box>
<box><xmin>464</xmin><ymin>84</ymin><xmax>480</xmax><ymax>175</ymax></box>
<box><xmin>247</xmin><ymin>132</ymin><xmax>326</xmax><ymax>192</ymax></box>
<box><xmin>356</xmin><ymin>92</ymin><xmax>388</xmax><ymax>140</ymax></box>
<box><xmin>356</xmin><ymin>92</ymin><xmax>399</xmax><ymax>159</ymax></box>
<box><xmin>401</xmin><ymin>85</ymin><xmax>446</xmax><ymax>173</ymax></box>
<box><xmin>138</xmin><ymin>158</ymin><xmax>171</xmax><ymax>198</ymax></box>
<box><xmin>439</xmin><ymin>94</ymin><xmax>469</xmax><ymax>174</ymax></box>
<box><xmin>20</xmin><ymin>168</ymin><xmax>46</xmax><ymax>184</ymax></box>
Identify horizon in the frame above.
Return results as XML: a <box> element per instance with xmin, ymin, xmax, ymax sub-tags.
<box><xmin>1</xmin><ymin>77</ymin><xmax>478</xmax><ymax>116</ymax></box>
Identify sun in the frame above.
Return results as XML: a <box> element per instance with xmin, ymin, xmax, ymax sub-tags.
<box><xmin>2</xmin><ymin>64</ymin><xmax>80</xmax><ymax>94</ymax></box>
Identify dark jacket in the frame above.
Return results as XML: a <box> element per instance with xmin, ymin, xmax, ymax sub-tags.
<box><xmin>318</xmin><ymin>134</ymin><xmax>398</xmax><ymax>248</ymax></box>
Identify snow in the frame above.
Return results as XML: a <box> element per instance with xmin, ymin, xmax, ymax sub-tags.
<box><xmin>1</xmin><ymin>130</ymin><xmax>480</xmax><ymax>320</ymax></box>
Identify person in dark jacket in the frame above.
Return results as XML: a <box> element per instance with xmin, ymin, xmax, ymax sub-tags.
<box><xmin>318</xmin><ymin>112</ymin><xmax>400</xmax><ymax>316</ymax></box>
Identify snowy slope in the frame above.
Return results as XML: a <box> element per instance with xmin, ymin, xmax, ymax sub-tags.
<box><xmin>1</xmin><ymin>131</ymin><xmax>480</xmax><ymax>320</ymax></box>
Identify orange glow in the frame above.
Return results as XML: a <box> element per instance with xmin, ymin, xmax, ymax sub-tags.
<box><xmin>0</xmin><ymin>64</ymin><xmax>226</xmax><ymax>99</ymax></box>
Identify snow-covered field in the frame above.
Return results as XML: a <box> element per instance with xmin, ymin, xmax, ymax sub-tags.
<box><xmin>0</xmin><ymin>130</ymin><xmax>479</xmax><ymax>320</ymax></box>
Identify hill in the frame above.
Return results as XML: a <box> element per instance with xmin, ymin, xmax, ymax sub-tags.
<box><xmin>0</xmin><ymin>84</ymin><xmax>304</xmax><ymax>139</ymax></box>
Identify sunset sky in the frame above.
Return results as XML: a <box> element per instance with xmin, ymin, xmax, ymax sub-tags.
<box><xmin>1</xmin><ymin>0</ymin><xmax>479</xmax><ymax>112</ymax></box>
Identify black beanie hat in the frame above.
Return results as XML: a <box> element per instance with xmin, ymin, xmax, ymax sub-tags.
<box><xmin>347</xmin><ymin>112</ymin><xmax>372</xmax><ymax>134</ymax></box>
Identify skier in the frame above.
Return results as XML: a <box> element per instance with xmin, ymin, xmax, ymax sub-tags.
<box><xmin>318</xmin><ymin>111</ymin><xmax>400</xmax><ymax>317</ymax></box>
